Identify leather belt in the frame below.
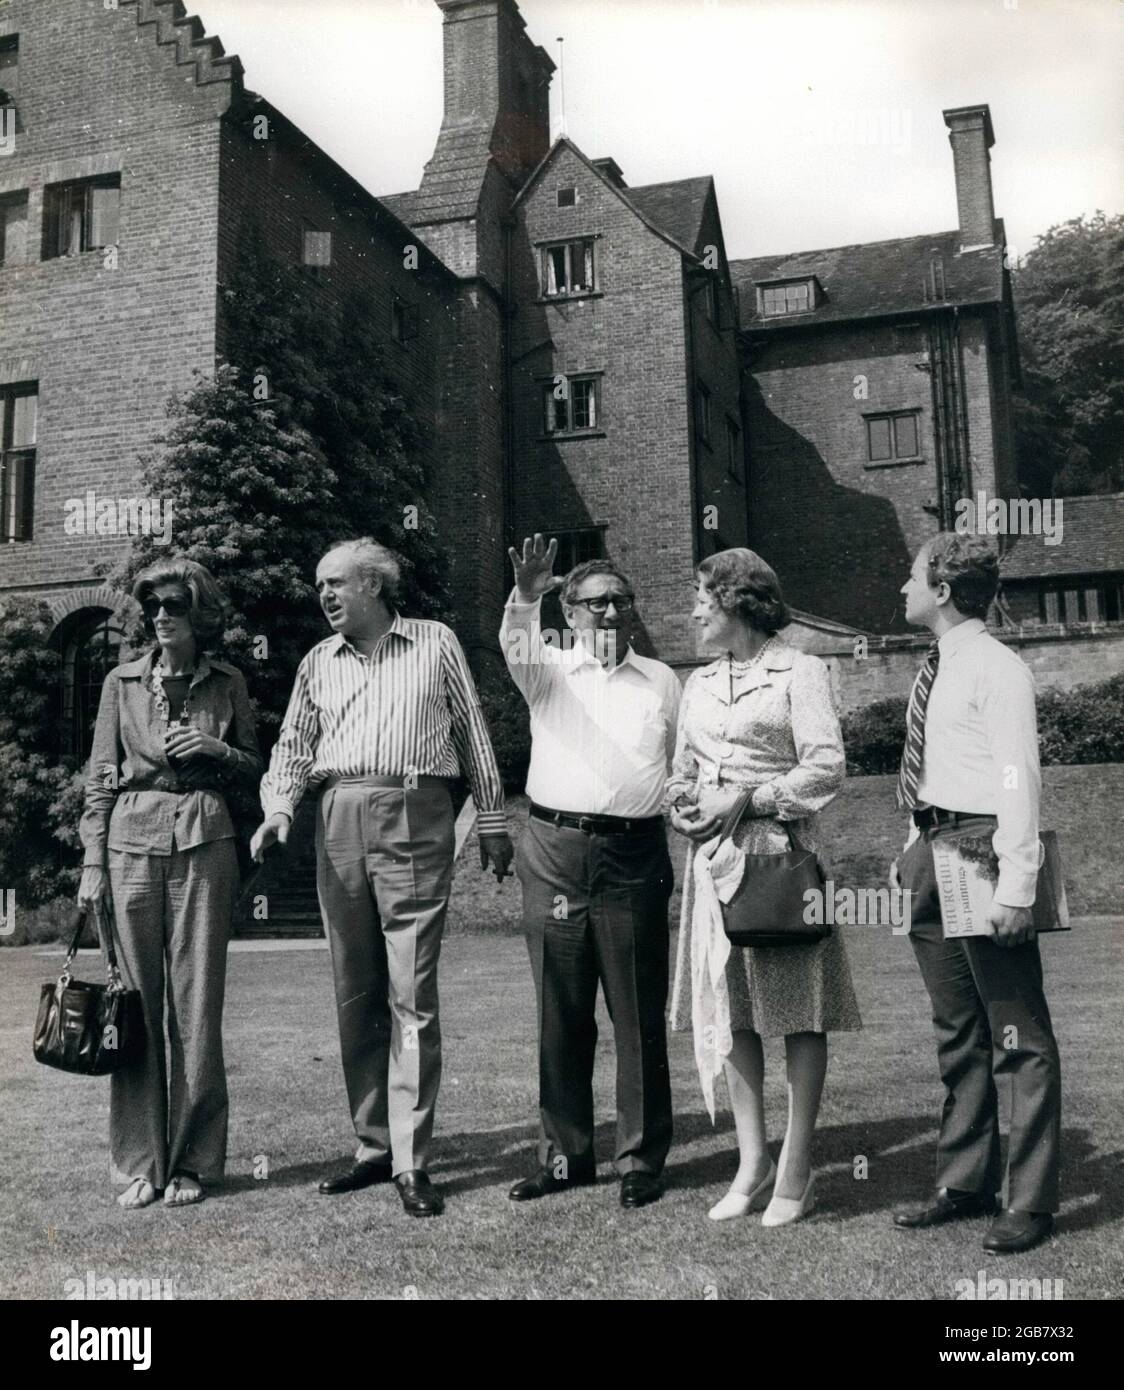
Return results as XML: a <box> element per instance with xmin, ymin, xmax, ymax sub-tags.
<box><xmin>530</xmin><ymin>803</ymin><xmax>663</xmax><ymax>836</ymax></box>
<box><xmin>912</xmin><ymin>805</ymin><xmax>993</xmax><ymax>831</ymax></box>
<box><xmin>324</xmin><ymin>774</ymin><xmax>454</xmax><ymax>792</ymax></box>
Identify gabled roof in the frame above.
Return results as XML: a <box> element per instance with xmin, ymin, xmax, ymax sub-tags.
<box><xmin>730</xmin><ymin>229</ymin><xmax>1007</xmax><ymax>331</ymax></box>
<box><xmin>511</xmin><ymin>138</ymin><xmax>701</xmax><ymax>261</ymax></box>
<box><xmin>1000</xmin><ymin>494</ymin><xmax>1124</xmax><ymax>580</ymax></box>
<box><xmin>628</xmin><ymin>177</ymin><xmax>714</xmax><ymax>257</ymax></box>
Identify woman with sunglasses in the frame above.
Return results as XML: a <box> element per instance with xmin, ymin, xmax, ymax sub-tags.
<box><xmin>78</xmin><ymin>559</ymin><xmax>262</xmax><ymax>1209</ymax></box>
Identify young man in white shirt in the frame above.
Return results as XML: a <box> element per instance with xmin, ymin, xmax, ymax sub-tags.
<box><xmin>890</xmin><ymin>532</ymin><xmax>1061</xmax><ymax>1255</ymax></box>
<box><xmin>501</xmin><ymin>535</ymin><xmax>682</xmax><ymax>1208</ymax></box>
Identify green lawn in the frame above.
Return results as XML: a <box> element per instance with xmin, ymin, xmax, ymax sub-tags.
<box><xmin>2</xmin><ymin>910</ymin><xmax>1120</xmax><ymax>1299</ymax></box>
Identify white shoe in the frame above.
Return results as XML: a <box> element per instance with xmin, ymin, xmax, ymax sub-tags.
<box><xmin>761</xmin><ymin>1172</ymin><xmax>816</xmax><ymax>1227</ymax></box>
<box><xmin>707</xmin><ymin>1159</ymin><xmax>777</xmax><ymax>1222</ymax></box>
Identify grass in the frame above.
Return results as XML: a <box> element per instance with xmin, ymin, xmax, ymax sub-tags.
<box><xmin>2</xmin><ymin>910</ymin><xmax>1121</xmax><ymax>1299</ymax></box>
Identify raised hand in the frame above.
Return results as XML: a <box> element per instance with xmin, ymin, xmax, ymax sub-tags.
<box><xmin>507</xmin><ymin>533</ymin><xmax>561</xmax><ymax>603</ymax></box>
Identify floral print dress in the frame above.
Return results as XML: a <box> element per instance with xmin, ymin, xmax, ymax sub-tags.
<box><xmin>667</xmin><ymin>642</ymin><xmax>862</xmax><ymax>1038</ymax></box>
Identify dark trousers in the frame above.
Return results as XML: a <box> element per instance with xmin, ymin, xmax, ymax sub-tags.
<box><xmin>900</xmin><ymin>827</ymin><xmax>1062</xmax><ymax>1213</ymax></box>
<box><xmin>515</xmin><ymin>817</ymin><xmax>675</xmax><ymax>1175</ymax></box>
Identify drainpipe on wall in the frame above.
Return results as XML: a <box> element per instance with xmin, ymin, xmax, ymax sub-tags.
<box><xmin>501</xmin><ymin>212</ymin><xmax>516</xmax><ymax>577</ymax></box>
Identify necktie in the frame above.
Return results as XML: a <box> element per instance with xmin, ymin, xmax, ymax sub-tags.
<box><xmin>896</xmin><ymin>641</ymin><xmax>941</xmax><ymax>811</ymax></box>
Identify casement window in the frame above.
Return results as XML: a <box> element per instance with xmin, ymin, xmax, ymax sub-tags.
<box><xmin>543</xmin><ymin>374</ymin><xmax>599</xmax><ymax>434</ymax></box>
<box><xmin>866</xmin><ymin>409</ymin><xmax>920</xmax><ymax>463</ymax></box>
<box><xmin>726</xmin><ymin>416</ymin><xmax>742</xmax><ymax>479</ymax></box>
<box><xmin>695</xmin><ymin>382</ymin><xmax>711</xmax><ymax>445</ymax></box>
<box><xmin>542</xmin><ymin>238</ymin><xmax>596</xmax><ymax>297</ymax></box>
<box><xmin>758</xmin><ymin>278</ymin><xmax>816</xmax><ymax>317</ymax></box>
<box><xmin>1</xmin><ymin>383</ymin><xmax>37</xmax><ymax>542</ymax></box>
<box><xmin>43</xmin><ymin>177</ymin><xmax>120</xmax><ymax>259</ymax></box>
<box><xmin>302</xmin><ymin>228</ymin><xmax>332</xmax><ymax>268</ymax></box>
<box><xmin>0</xmin><ymin>191</ymin><xmax>28</xmax><ymax>267</ymax></box>
<box><xmin>391</xmin><ymin>298</ymin><xmax>419</xmax><ymax>344</ymax></box>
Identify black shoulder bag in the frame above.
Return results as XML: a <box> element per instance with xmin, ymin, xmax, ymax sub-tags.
<box><xmin>718</xmin><ymin>788</ymin><xmax>831</xmax><ymax>948</ymax></box>
<box><xmin>33</xmin><ymin>902</ymin><xmax>145</xmax><ymax>1075</ymax></box>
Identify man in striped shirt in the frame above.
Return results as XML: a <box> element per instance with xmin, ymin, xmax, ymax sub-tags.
<box><xmin>251</xmin><ymin>539</ymin><xmax>512</xmax><ymax>1217</ymax></box>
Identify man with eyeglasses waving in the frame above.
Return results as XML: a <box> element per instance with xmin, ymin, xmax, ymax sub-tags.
<box><xmin>502</xmin><ymin>535</ymin><xmax>681</xmax><ymax>1209</ymax></box>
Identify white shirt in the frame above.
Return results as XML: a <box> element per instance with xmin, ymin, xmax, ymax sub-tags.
<box><xmin>906</xmin><ymin>618</ymin><xmax>1042</xmax><ymax>906</ymax></box>
<box><xmin>499</xmin><ymin>592</ymin><xmax>682</xmax><ymax>818</ymax></box>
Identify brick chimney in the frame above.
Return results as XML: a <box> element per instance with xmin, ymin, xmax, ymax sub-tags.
<box><xmin>432</xmin><ymin>0</ymin><xmax>553</xmax><ymax>185</ymax></box>
<box><xmin>943</xmin><ymin>104</ymin><xmax>997</xmax><ymax>252</ymax></box>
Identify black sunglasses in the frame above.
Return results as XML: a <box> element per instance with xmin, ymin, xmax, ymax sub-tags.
<box><xmin>570</xmin><ymin>593</ymin><xmax>635</xmax><ymax>613</ymax></box>
<box><xmin>142</xmin><ymin>595</ymin><xmax>191</xmax><ymax>621</ymax></box>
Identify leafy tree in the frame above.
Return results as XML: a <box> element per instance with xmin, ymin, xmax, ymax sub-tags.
<box><xmin>0</xmin><ymin>598</ymin><xmax>77</xmax><ymax>905</ymax></box>
<box><xmin>1012</xmin><ymin>211</ymin><xmax>1124</xmax><ymax>496</ymax></box>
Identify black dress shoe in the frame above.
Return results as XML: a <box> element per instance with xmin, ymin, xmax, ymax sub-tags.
<box><xmin>620</xmin><ymin>1172</ymin><xmax>664</xmax><ymax>1209</ymax></box>
<box><xmin>394</xmin><ymin>1170</ymin><xmax>444</xmax><ymax>1218</ymax></box>
<box><xmin>983</xmin><ymin>1210</ymin><xmax>1055</xmax><ymax>1254</ymax></box>
<box><xmin>893</xmin><ymin>1187</ymin><xmax>998</xmax><ymax>1228</ymax></box>
<box><xmin>508</xmin><ymin>1164</ymin><xmax>596</xmax><ymax>1202</ymax></box>
<box><xmin>318</xmin><ymin>1158</ymin><xmax>394</xmax><ymax>1195</ymax></box>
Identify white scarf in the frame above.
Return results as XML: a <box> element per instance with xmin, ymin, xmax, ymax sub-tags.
<box><xmin>690</xmin><ymin>833</ymin><xmax>747</xmax><ymax>1121</ymax></box>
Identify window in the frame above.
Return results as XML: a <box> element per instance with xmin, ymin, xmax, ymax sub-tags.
<box><xmin>557</xmin><ymin>187</ymin><xmax>577</xmax><ymax>208</ymax></box>
<box><xmin>702</xmin><ymin>277</ymin><xmax>718</xmax><ymax>324</ymax></box>
<box><xmin>695</xmin><ymin>382</ymin><xmax>711</xmax><ymax>445</ymax></box>
<box><xmin>726</xmin><ymin>416</ymin><xmax>742</xmax><ymax>479</ymax></box>
<box><xmin>302</xmin><ymin>228</ymin><xmax>332</xmax><ymax>268</ymax></box>
<box><xmin>866</xmin><ymin>410</ymin><xmax>920</xmax><ymax>463</ymax></box>
<box><xmin>0</xmin><ymin>191</ymin><xmax>28</xmax><ymax>267</ymax></box>
<box><xmin>541</xmin><ymin>238</ymin><xmax>596</xmax><ymax>297</ymax></box>
<box><xmin>43</xmin><ymin>177</ymin><xmax>120</xmax><ymax>259</ymax></box>
<box><xmin>550</xmin><ymin>526</ymin><xmax>607</xmax><ymax>576</ymax></box>
<box><xmin>759</xmin><ymin>279</ymin><xmax>814</xmax><ymax>317</ymax></box>
<box><xmin>55</xmin><ymin>610</ymin><xmax>125</xmax><ymax>760</ymax></box>
<box><xmin>543</xmin><ymin>375</ymin><xmax>599</xmax><ymax>435</ymax></box>
<box><xmin>0</xmin><ymin>35</ymin><xmax>17</xmax><ymax>105</ymax></box>
<box><xmin>391</xmin><ymin>298</ymin><xmax>419</xmax><ymax>344</ymax></box>
<box><xmin>1</xmin><ymin>384</ymin><xmax>37</xmax><ymax>542</ymax></box>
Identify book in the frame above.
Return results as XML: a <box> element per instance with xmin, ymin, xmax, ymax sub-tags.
<box><xmin>931</xmin><ymin>828</ymin><xmax>1070</xmax><ymax>939</ymax></box>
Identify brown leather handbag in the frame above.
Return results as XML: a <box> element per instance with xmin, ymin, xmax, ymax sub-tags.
<box><xmin>717</xmin><ymin>789</ymin><xmax>831</xmax><ymax>947</ymax></box>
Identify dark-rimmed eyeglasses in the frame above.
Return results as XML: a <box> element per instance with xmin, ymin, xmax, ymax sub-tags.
<box><xmin>569</xmin><ymin>593</ymin><xmax>635</xmax><ymax>613</ymax></box>
<box><xmin>142</xmin><ymin>595</ymin><xmax>191</xmax><ymax>621</ymax></box>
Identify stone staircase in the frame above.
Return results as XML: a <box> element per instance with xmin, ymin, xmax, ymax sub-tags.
<box><xmin>234</xmin><ymin>800</ymin><xmax>323</xmax><ymax>939</ymax></box>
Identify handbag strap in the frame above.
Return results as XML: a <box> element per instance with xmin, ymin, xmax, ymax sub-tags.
<box><xmin>60</xmin><ymin>900</ymin><xmax>124</xmax><ymax>989</ymax></box>
<box><xmin>717</xmin><ymin>789</ymin><xmax>801</xmax><ymax>852</ymax></box>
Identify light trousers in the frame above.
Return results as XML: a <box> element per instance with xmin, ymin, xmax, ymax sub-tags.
<box><xmin>314</xmin><ymin>781</ymin><xmax>454</xmax><ymax>1176</ymax></box>
<box><xmin>105</xmin><ymin>838</ymin><xmax>238</xmax><ymax>1189</ymax></box>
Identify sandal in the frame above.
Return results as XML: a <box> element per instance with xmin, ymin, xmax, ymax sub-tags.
<box><xmin>164</xmin><ymin>1172</ymin><xmax>205</xmax><ymax>1207</ymax></box>
<box><xmin>117</xmin><ymin>1177</ymin><xmax>157</xmax><ymax>1209</ymax></box>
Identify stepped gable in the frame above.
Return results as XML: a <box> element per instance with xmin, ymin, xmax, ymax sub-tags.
<box><xmin>730</xmin><ymin>228</ymin><xmax>1006</xmax><ymax>331</ymax></box>
<box><xmin>628</xmin><ymin>176</ymin><xmax>714</xmax><ymax>257</ymax></box>
<box><xmin>117</xmin><ymin>0</ymin><xmax>244</xmax><ymax>93</ymax></box>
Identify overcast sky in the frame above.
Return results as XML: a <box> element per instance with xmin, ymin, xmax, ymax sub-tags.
<box><xmin>198</xmin><ymin>0</ymin><xmax>1123</xmax><ymax>263</ymax></box>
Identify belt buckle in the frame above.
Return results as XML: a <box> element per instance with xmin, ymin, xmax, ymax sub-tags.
<box><xmin>577</xmin><ymin>815</ymin><xmax>596</xmax><ymax>834</ymax></box>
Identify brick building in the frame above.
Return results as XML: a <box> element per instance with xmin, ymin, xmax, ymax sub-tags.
<box><xmin>1</xmin><ymin>0</ymin><xmax>1057</xmax><ymax>761</ymax></box>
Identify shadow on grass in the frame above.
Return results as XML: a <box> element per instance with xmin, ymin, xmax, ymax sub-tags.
<box><xmin>230</xmin><ymin>1108</ymin><xmax>1120</xmax><ymax>1236</ymax></box>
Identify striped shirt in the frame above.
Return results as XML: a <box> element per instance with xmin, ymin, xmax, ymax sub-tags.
<box><xmin>261</xmin><ymin>614</ymin><xmax>507</xmax><ymax>835</ymax></box>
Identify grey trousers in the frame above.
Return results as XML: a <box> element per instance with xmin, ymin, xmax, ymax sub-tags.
<box><xmin>900</xmin><ymin>828</ymin><xmax>1062</xmax><ymax>1213</ymax></box>
<box><xmin>314</xmin><ymin>781</ymin><xmax>454</xmax><ymax>1176</ymax></box>
<box><xmin>105</xmin><ymin>838</ymin><xmax>238</xmax><ymax>1190</ymax></box>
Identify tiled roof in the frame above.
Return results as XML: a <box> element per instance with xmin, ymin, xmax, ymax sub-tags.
<box><xmin>627</xmin><ymin>177</ymin><xmax>713</xmax><ymax>256</ymax></box>
<box><xmin>730</xmin><ymin>229</ymin><xmax>1006</xmax><ymax>330</ymax></box>
<box><xmin>1000</xmin><ymin>494</ymin><xmax>1124</xmax><ymax>579</ymax></box>
<box><xmin>412</xmin><ymin>129</ymin><xmax>497</xmax><ymax>223</ymax></box>
<box><xmin>380</xmin><ymin>191</ymin><xmax>420</xmax><ymax>225</ymax></box>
